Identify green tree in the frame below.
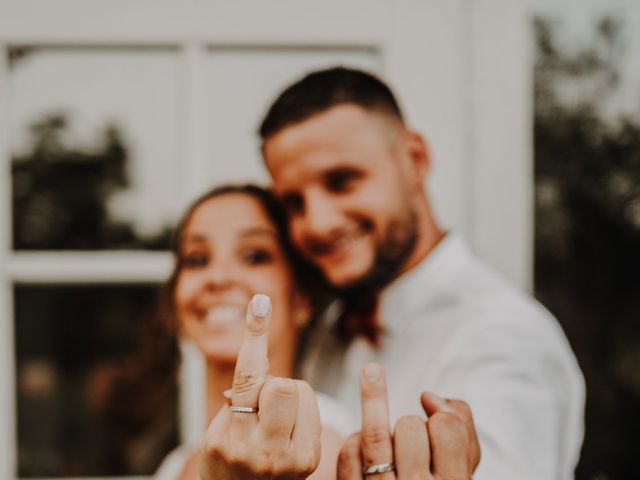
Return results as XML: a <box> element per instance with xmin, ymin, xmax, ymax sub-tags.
<box><xmin>535</xmin><ymin>15</ymin><xmax>640</xmax><ymax>480</ymax></box>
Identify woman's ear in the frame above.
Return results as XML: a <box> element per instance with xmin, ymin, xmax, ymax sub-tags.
<box><xmin>292</xmin><ymin>293</ymin><xmax>312</xmax><ymax>329</ymax></box>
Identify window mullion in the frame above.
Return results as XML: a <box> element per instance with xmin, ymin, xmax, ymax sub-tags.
<box><xmin>0</xmin><ymin>38</ymin><xmax>18</xmax><ymax>480</ymax></box>
<box><xmin>182</xmin><ymin>40</ymin><xmax>209</xmax><ymax>201</ymax></box>
<box><xmin>177</xmin><ymin>39</ymin><xmax>207</xmax><ymax>448</ymax></box>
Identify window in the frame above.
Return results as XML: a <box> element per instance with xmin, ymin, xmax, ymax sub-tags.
<box><xmin>10</xmin><ymin>47</ymin><xmax>181</xmax><ymax>251</ymax></box>
<box><xmin>15</xmin><ymin>284</ymin><xmax>173</xmax><ymax>477</ymax></box>
<box><xmin>7</xmin><ymin>45</ymin><xmax>183</xmax><ymax>477</ymax></box>
<box><xmin>2</xmin><ymin>31</ymin><xmax>378</xmax><ymax>479</ymax></box>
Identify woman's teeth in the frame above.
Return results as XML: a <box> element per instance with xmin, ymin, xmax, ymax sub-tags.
<box><xmin>204</xmin><ymin>306</ymin><xmax>244</xmax><ymax>326</ymax></box>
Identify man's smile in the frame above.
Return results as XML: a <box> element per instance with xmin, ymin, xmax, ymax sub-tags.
<box><xmin>305</xmin><ymin>224</ymin><xmax>371</xmax><ymax>264</ymax></box>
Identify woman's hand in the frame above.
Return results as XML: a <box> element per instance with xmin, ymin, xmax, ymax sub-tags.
<box><xmin>338</xmin><ymin>363</ymin><xmax>480</xmax><ymax>479</ymax></box>
<box><xmin>199</xmin><ymin>294</ymin><xmax>322</xmax><ymax>480</ymax></box>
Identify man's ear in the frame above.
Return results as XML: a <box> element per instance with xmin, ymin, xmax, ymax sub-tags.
<box><xmin>404</xmin><ymin>130</ymin><xmax>430</xmax><ymax>185</ymax></box>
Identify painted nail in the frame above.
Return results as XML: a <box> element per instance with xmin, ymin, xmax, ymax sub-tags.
<box><xmin>251</xmin><ymin>294</ymin><xmax>271</xmax><ymax>318</ymax></box>
<box><xmin>424</xmin><ymin>391</ymin><xmax>452</xmax><ymax>412</ymax></box>
<box><xmin>364</xmin><ymin>363</ymin><xmax>381</xmax><ymax>383</ymax></box>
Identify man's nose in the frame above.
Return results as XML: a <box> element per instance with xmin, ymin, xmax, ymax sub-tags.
<box><xmin>302</xmin><ymin>191</ymin><xmax>343</xmax><ymax>238</ymax></box>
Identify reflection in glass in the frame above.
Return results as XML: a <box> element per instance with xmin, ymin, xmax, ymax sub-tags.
<box><xmin>12</xmin><ymin>114</ymin><xmax>173</xmax><ymax>250</ymax></box>
<box><xmin>534</xmin><ymin>7</ymin><xmax>640</xmax><ymax>479</ymax></box>
<box><xmin>9</xmin><ymin>47</ymin><xmax>182</xmax><ymax>250</ymax></box>
<box><xmin>15</xmin><ymin>284</ymin><xmax>178</xmax><ymax>477</ymax></box>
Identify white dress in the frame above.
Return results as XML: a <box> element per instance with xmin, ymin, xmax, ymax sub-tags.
<box><xmin>153</xmin><ymin>392</ymin><xmax>355</xmax><ymax>480</ymax></box>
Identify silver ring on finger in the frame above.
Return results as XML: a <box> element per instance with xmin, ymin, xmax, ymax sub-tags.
<box><xmin>228</xmin><ymin>405</ymin><xmax>259</xmax><ymax>413</ymax></box>
<box><xmin>362</xmin><ymin>462</ymin><xmax>396</xmax><ymax>475</ymax></box>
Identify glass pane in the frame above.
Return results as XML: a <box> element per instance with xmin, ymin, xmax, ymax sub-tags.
<box><xmin>15</xmin><ymin>284</ymin><xmax>178</xmax><ymax>477</ymax></box>
<box><xmin>534</xmin><ymin>2</ymin><xmax>640</xmax><ymax>479</ymax></box>
<box><xmin>9</xmin><ymin>47</ymin><xmax>183</xmax><ymax>250</ymax></box>
<box><xmin>203</xmin><ymin>48</ymin><xmax>380</xmax><ymax>187</ymax></box>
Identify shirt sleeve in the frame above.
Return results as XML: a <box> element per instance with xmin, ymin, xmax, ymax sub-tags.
<box><xmin>430</xmin><ymin>321</ymin><xmax>584</xmax><ymax>480</ymax></box>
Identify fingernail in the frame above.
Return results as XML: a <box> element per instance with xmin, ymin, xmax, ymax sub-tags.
<box><xmin>223</xmin><ymin>389</ymin><xmax>232</xmax><ymax>399</ymax></box>
<box><xmin>251</xmin><ymin>294</ymin><xmax>271</xmax><ymax>318</ymax></box>
<box><xmin>364</xmin><ymin>363</ymin><xmax>381</xmax><ymax>383</ymax></box>
<box><xmin>434</xmin><ymin>396</ymin><xmax>450</xmax><ymax>411</ymax></box>
<box><xmin>424</xmin><ymin>391</ymin><xmax>452</xmax><ymax>411</ymax></box>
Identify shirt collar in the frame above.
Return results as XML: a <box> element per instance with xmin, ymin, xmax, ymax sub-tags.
<box><xmin>379</xmin><ymin>232</ymin><xmax>471</xmax><ymax>333</ymax></box>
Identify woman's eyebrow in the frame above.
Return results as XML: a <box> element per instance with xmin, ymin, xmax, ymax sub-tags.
<box><xmin>239</xmin><ymin>227</ymin><xmax>278</xmax><ymax>239</ymax></box>
<box><xmin>179</xmin><ymin>232</ymin><xmax>208</xmax><ymax>245</ymax></box>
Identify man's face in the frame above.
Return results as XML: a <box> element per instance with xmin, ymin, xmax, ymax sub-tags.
<box><xmin>263</xmin><ymin>104</ymin><xmax>421</xmax><ymax>290</ymax></box>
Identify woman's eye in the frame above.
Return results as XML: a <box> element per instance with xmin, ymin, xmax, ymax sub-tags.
<box><xmin>242</xmin><ymin>249</ymin><xmax>272</xmax><ymax>265</ymax></box>
<box><xmin>181</xmin><ymin>253</ymin><xmax>209</xmax><ymax>268</ymax></box>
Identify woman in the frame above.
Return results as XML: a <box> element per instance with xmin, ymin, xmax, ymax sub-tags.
<box><xmin>154</xmin><ymin>185</ymin><xmax>352</xmax><ymax>480</ymax></box>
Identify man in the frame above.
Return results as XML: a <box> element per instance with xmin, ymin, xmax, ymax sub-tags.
<box><xmin>258</xmin><ymin>67</ymin><xmax>584</xmax><ymax>479</ymax></box>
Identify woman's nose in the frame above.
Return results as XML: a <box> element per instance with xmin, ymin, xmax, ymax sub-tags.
<box><xmin>202</xmin><ymin>259</ymin><xmax>238</xmax><ymax>290</ymax></box>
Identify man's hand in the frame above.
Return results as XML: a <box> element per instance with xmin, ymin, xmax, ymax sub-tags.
<box><xmin>199</xmin><ymin>294</ymin><xmax>322</xmax><ymax>480</ymax></box>
<box><xmin>338</xmin><ymin>363</ymin><xmax>480</xmax><ymax>479</ymax></box>
<box><xmin>419</xmin><ymin>391</ymin><xmax>481</xmax><ymax>478</ymax></box>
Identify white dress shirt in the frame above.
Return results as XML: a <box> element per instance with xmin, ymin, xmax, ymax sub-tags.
<box><xmin>301</xmin><ymin>233</ymin><xmax>585</xmax><ymax>480</ymax></box>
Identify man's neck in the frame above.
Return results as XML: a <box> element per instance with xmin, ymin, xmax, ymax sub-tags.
<box><xmin>396</xmin><ymin>203</ymin><xmax>445</xmax><ymax>283</ymax></box>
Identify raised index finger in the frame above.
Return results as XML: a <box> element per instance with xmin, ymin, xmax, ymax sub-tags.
<box><xmin>231</xmin><ymin>294</ymin><xmax>271</xmax><ymax>412</ymax></box>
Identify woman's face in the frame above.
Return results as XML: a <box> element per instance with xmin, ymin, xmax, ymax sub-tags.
<box><xmin>174</xmin><ymin>193</ymin><xmax>300</xmax><ymax>364</ymax></box>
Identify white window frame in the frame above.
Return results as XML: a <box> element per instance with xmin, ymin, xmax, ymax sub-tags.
<box><xmin>0</xmin><ymin>1</ymin><xmax>532</xmax><ymax>478</ymax></box>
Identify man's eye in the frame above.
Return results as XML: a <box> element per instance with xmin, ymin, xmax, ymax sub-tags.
<box><xmin>325</xmin><ymin>169</ymin><xmax>360</xmax><ymax>193</ymax></box>
<box><xmin>181</xmin><ymin>253</ymin><xmax>208</xmax><ymax>268</ymax></box>
<box><xmin>282</xmin><ymin>193</ymin><xmax>304</xmax><ymax>215</ymax></box>
<box><xmin>242</xmin><ymin>249</ymin><xmax>273</xmax><ymax>265</ymax></box>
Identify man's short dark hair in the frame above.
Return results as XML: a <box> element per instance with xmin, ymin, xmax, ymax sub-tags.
<box><xmin>258</xmin><ymin>66</ymin><xmax>404</xmax><ymax>140</ymax></box>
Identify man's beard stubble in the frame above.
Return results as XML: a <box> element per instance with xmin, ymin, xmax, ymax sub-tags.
<box><xmin>336</xmin><ymin>208</ymin><xmax>418</xmax><ymax>298</ymax></box>
<box><xmin>329</xmin><ymin>208</ymin><xmax>418</xmax><ymax>345</ymax></box>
